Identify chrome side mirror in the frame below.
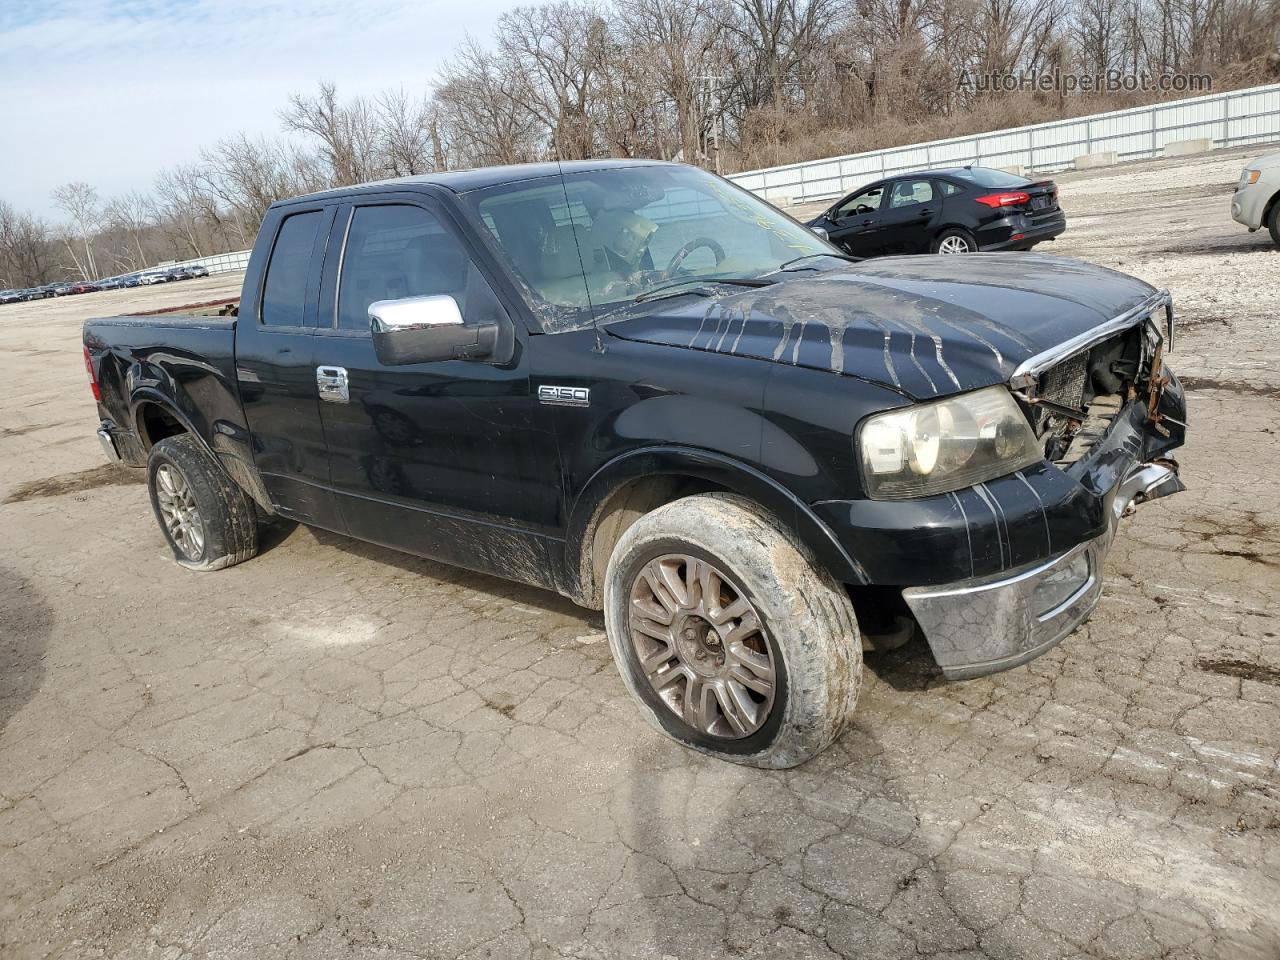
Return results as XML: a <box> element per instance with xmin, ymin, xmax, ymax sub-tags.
<box><xmin>369</xmin><ymin>294</ymin><xmax>463</xmax><ymax>333</ymax></box>
<box><xmin>810</xmin><ymin>225</ymin><xmax>830</xmax><ymax>240</ymax></box>
<box><xmin>368</xmin><ymin>295</ymin><xmax>498</xmax><ymax>365</ymax></box>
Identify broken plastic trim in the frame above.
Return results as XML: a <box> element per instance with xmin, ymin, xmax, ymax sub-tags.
<box><xmin>1009</xmin><ymin>290</ymin><xmax>1172</xmax><ymax>390</ymax></box>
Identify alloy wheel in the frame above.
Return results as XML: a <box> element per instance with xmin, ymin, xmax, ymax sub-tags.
<box><xmin>155</xmin><ymin>463</ymin><xmax>205</xmax><ymax>560</ymax></box>
<box><xmin>628</xmin><ymin>554</ymin><xmax>777</xmax><ymax>739</ymax></box>
<box><xmin>937</xmin><ymin>235</ymin><xmax>974</xmax><ymax>254</ymax></box>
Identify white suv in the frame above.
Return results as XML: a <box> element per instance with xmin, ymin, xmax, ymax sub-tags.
<box><xmin>1232</xmin><ymin>151</ymin><xmax>1280</xmax><ymax>248</ymax></box>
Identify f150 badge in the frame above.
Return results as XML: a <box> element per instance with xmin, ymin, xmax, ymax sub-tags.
<box><xmin>538</xmin><ymin>385</ymin><xmax>590</xmax><ymax>407</ymax></box>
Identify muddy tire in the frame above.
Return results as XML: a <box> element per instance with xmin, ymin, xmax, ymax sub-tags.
<box><xmin>603</xmin><ymin>493</ymin><xmax>862</xmax><ymax>768</ymax></box>
<box><xmin>147</xmin><ymin>434</ymin><xmax>259</xmax><ymax>571</ymax></box>
<box><xmin>932</xmin><ymin>228</ymin><xmax>977</xmax><ymax>254</ymax></box>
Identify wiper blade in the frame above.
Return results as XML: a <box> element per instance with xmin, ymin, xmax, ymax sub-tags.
<box><xmin>776</xmin><ymin>252</ymin><xmax>860</xmax><ymax>272</ymax></box>
<box><xmin>633</xmin><ymin>277</ymin><xmax>776</xmax><ymax>304</ymax></box>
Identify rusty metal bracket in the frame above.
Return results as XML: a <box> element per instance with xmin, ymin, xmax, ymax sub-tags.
<box><xmin>1146</xmin><ymin>340</ymin><xmax>1168</xmax><ymax>424</ymax></box>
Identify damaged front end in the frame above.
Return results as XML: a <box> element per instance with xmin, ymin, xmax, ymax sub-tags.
<box><xmin>1009</xmin><ymin>290</ymin><xmax>1184</xmax><ymax>467</ymax></box>
<box><xmin>903</xmin><ymin>290</ymin><xmax>1187</xmax><ymax>679</ymax></box>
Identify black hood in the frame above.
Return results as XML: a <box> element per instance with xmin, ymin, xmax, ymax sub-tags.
<box><xmin>606</xmin><ymin>253</ymin><xmax>1158</xmax><ymax>399</ymax></box>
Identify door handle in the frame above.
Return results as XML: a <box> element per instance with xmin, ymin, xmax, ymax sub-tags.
<box><xmin>317</xmin><ymin>366</ymin><xmax>349</xmax><ymax>404</ymax></box>
<box><xmin>919</xmin><ymin>208</ymin><xmax>933</xmax><ymax>216</ymax></box>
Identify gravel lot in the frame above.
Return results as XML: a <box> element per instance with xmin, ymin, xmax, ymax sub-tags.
<box><xmin>3</xmin><ymin>146</ymin><xmax>1279</xmax><ymax>960</ymax></box>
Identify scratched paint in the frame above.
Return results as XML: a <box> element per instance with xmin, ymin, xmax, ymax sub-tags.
<box><xmin>608</xmin><ymin>254</ymin><xmax>1160</xmax><ymax>401</ymax></box>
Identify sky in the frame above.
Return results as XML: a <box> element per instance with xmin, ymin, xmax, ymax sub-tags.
<box><xmin>0</xmin><ymin>0</ymin><xmax>511</xmax><ymax>220</ymax></box>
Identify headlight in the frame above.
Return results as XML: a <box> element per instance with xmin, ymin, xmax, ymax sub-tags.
<box><xmin>857</xmin><ymin>386</ymin><xmax>1042</xmax><ymax>499</ymax></box>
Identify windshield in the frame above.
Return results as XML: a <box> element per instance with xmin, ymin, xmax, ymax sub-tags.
<box><xmin>464</xmin><ymin>164</ymin><xmax>832</xmax><ymax>330</ymax></box>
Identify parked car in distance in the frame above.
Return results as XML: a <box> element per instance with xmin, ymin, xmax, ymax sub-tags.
<box><xmin>69</xmin><ymin>281</ymin><xmax>100</xmax><ymax>294</ymax></box>
<box><xmin>84</xmin><ymin>160</ymin><xmax>1184</xmax><ymax>768</ymax></box>
<box><xmin>137</xmin><ymin>272</ymin><xmax>168</xmax><ymax>285</ymax></box>
<box><xmin>1231</xmin><ymin>151</ymin><xmax>1280</xmax><ymax>247</ymax></box>
<box><xmin>0</xmin><ymin>289</ymin><xmax>22</xmax><ymax>304</ymax></box>
<box><xmin>52</xmin><ymin>281</ymin><xmax>77</xmax><ymax>296</ymax></box>
<box><xmin>166</xmin><ymin>266</ymin><xmax>194</xmax><ymax>281</ymax></box>
<box><xmin>807</xmin><ymin>166</ymin><xmax>1066</xmax><ymax>257</ymax></box>
<box><xmin>187</xmin><ymin>264</ymin><xmax>209</xmax><ymax>278</ymax></box>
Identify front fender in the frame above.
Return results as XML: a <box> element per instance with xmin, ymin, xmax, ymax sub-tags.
<box><xmin>564</xmin><ymin>445</ymin><xmax>869</xmax><ymax>602</ymax></box>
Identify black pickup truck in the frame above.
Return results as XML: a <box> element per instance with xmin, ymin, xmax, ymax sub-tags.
<box><xmin>84</xmin><ymin>160</ymin><xmax>1186</xmax><ymax>767</ymax></box>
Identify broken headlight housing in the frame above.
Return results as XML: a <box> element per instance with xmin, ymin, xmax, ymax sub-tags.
<box><xmin>858</xmin><ymin>386</ymin><xmax>1043</xmax><ymax>500</ymax></box>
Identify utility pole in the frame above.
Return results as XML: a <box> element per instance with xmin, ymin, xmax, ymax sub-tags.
<box><xmin>697</xmin><ymin>75</ymin><xmax>724</xmax><ymax>174</ymax></box>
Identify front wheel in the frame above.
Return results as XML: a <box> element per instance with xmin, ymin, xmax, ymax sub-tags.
<box><xmin>603</xmin><ymin>493</ymin><xmax>862</xmax><ymax>768</ymax></box>
<box><xmin>933</xmin><ymin>228</ymin><xmax>977</xmax><ymax>254</ymax></box>
<box><xmin>1268</xmin><ymin>202</ymin><xmax>1279</xmax><ymax>249</ymax></box>
<box><xmin>147</xmin><ymin>434</ymin><xmax>259</xmax><ymax>571</ymax></box>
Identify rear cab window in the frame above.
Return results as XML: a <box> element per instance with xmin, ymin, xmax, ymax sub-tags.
<box><xmin>260</xmin><ymin>210</ymin><xmax>322</xmax><ymax>327</ymax></box>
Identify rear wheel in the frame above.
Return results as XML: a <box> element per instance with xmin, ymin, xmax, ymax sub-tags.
<box><xmin>933</xmin><ymin>228</ymin><xmax>977</xmax><ymax>254</ymax></box>
<box><xmin>147</xmin><ymin>434</ymin><xmax>259</xmax><ymax>571</ymax></box>
<box><xmin>603</xmin><ymin>493</ymin><xmax>862</xmax><ymax>768</ymax></box>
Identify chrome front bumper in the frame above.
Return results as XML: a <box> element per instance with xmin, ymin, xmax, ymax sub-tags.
<box><xmin>903</xmin><ymin>460</ymin><xmax>1184</xmax><ymax>679</ymax></box>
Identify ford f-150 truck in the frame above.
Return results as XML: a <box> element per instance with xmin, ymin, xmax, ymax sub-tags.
<box><xmin>83</xmin><ymin>160</ymin><xmax>1186</xmax><ymax>767</ymax></box>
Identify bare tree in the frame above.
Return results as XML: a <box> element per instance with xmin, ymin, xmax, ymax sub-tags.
<box><xmin>594</xmin><ymin>40</ymin><xmax>670</xmax><ymax>157</ymax></box>
<box><xmin>720</xmin><ymin>0</ymin><xmax>843</xmax><ymax>108</ymax></box>
<box><xmin>282</xmin><ymin>82</ymin><xmax>384</xmax><ymax>185</ymax></box>
<box><xmin>0</xmin><ymin>200</ymin><xmax>55</xmax><ymax>286</ymax></box>
<box><xmin>435</xmin><ymin>38</ymin><xmax>543</xmax><ymax>166</ymax></box>
<box><xmin>52</xmin><ymin>182</ymin><xmax>102</xmax><ymax>280</ymax></box>
<box><xmin>617</xmin><ymin>0</ymin><xmax>726</xmax><ymax>162</ymax></box>
<box><xmin>494</xmin><ymin>2</ymin><xmax>609</xmax><ymax>158</ymax></box>
<box><xmin>377</xmin><ymin>88</ymin><xmax>437</xmax><ymax>175</ymax></box>
<box><xmin>104</xmin><ymin>191</ymin><xmax>155</xmax><ymax>270</ymax></box>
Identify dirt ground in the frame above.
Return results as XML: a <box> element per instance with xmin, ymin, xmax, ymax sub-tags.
<box><xmin>2</xmin><ymin>145</ymin><xmax>1279</xmax><ymax>960</ymax></box>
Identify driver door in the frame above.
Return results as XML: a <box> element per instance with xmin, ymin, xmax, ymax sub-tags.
<box><xmin>825</xmin><ymin>183</ymin><xmax>888</xmax><ymax>257</ymax></box>
<box><xmin>311</xmin><ymin>196</ymin><xmax>563</xmax><ymax>585</ymax></box>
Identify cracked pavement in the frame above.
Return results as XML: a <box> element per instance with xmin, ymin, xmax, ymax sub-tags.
<box><xmin>3</xmin><ymin>147</ymin><xmax>1279</xmax><ymax>959</ymax></box>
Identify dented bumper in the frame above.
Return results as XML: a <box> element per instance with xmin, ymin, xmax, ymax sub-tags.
<box><xmin>903</xmin><ymin>459</ymin><xmax>1183</xmax><ymax>679</ymax></box>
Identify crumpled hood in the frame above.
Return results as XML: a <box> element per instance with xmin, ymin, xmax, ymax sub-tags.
<box><xmin>606</xmin><ymin>253</ymin><xmax>1158</xmax><ymax>399</ymax></box>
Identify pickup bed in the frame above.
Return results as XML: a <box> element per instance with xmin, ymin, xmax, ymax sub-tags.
<box><xmin>84</xmin><ymin>159</ymin><xmax>1187</xmax><ymax>767</ymax></box>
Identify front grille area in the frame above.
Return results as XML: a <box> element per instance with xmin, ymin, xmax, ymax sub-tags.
<box><xmin>1032</xmin><ymin>352</ymin><xmax>1088</xmax><ymax>434</ymax></box>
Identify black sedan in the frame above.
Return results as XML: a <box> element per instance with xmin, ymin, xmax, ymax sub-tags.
<box><xmin>806</xmin><ymin>166</ymin><xmax>1065</xmax><ymax>258</ymax></box>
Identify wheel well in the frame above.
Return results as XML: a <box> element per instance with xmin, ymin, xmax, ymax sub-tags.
<box><xmin>1265</xmin><ymin>189</ymin><xmax>1280</xmax><ymax>226</ymax></box>
<box><xmin>579</xmin><ymin>474</ymin><xmax>727</xmax><ymax>609</ymax></box>
<box><xmin>136</xmin><ymin>402</ymin><xmax>187</xmax><ymax>448</ymax></box>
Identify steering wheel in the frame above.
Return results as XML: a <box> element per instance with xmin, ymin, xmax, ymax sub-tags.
<box><xmin>664</xmin><ymin>237</ymin><xmax>726</xmax><ymax>278</ymax></box>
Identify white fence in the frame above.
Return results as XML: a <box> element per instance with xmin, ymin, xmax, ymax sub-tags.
<box><xmin>727</xmin><ymin>83</ymin><xmax>1280</xmax><ymax>205</ymax></box>
<box><xmin>156</xmin><ymin>248</ymin><xmax>251</xmax><ymax>276</ymax></box>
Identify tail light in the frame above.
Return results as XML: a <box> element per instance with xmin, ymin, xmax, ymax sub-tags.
<box><xmin>974</xmin><ymin>191</ymin><xmax>1030</xmax><ymax>208</ymax></box>
<box><xmin>83</xmin><ymin>345</ymin><xmax>102</xmax><ymax>402</ymax></box>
